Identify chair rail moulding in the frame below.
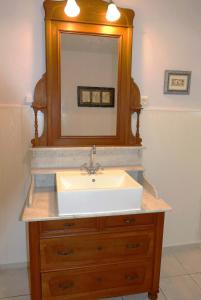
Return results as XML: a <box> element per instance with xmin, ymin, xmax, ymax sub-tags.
<box><xmin>31</xmin><ymin>0</ymin><xmax>142</xmax><ymax>147</ymax></box>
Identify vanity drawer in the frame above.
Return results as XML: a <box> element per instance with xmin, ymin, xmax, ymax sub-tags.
<box><xmin>42</xmin><ymin>261</ymin><xmax>152</xmax><ymax>299</ymax></box>
<box><xmin>40</xmin><ymin>231</ymin><xmax>154</xmax><ymax>271</ymax></box>
<box><xmin>40</xmin><ymin>218</ymin><xmax>98</xmax><ymax>237</ymax></box>
<box><xmin>104</xmin><ymin>213</ymin><xmax>155</xmax><ymax>230</ymax></box>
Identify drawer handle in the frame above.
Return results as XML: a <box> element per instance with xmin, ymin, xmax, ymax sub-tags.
<box><xmin>57</xmin><ymin>249</ymin><xmax>74</xmax><ymax>256</ymax></box>
<box><xmin>97</xmin><ymin>246</ymin><xmax>103</xmax><ymax>251</ymax></box>
<box><xmin>58</xmin><ymin>282</ymin><xmax>74</xmax><ymax>290</ymax></box>
<box><xmin>126</xmin><ymin>243</ymin><xmax>141</xmax><ymax>249</ymax></box>
<box><xmin>63</xmin><ymin>223</ymin><xmax>75</xmax><ymax>228</ymax></box>
<box><xmin>124</xmin><ymin>218</ymin><xmax>136</xmax><ymax>224</ymax></box>
<box><xmin>125</xmin><ymin>274</ymin><xmax>139</xmax><ymax>281</ymax></box>
<box><xmin>96</xmin><ymin>277</ymin><xmax>103</xmax><ymax>283</ymax></box>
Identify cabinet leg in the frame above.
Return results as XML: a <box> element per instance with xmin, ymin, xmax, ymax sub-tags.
<box><xmin>148</xmin><ymin>291</ymin><xmax>158</xmax><ymax>300</ymax></box>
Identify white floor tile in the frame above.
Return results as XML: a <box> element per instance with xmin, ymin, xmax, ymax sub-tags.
<box><xmin>0</xmin><ymin>267</ymin><xmax>29</xmax><ymax>298</ymax></box>
<box><xmin>171</xmin><ymin>246</ymin><xmax>201</xmax><ymax>273</ymax></box>
<box><xmin>191</xmin><ymin>272</ymin><xmax>201</xmax><ymax>288</ymax></box>
<box><xmin>103</xmin><ymin>298</ymin><xmax>122</xmax><ymax>300</ymax></box>
<box><xmin>122</xmin><ymin>290</ymin><xmax>166</xmax><ymax>300</ymax></box>
<box><xmin>160</xmin><ymin>275</ymin><xmax>201</xmax><ymax>300</ymax></box>
<box><xmin>161</xmin><ymin>253</ymin><xmax>187</xmax><ymax>278</ymax></box>
<box><xmin>123</xmin><ymin>293</ymin><xmax>148</xmax><ymax>299</ymax></box>
<box><xmin>0</xmin><ymin>296</ymin><xmax>30</xmax><ymax>300</ymax></box>
<box><xmin>158</xmin><ymin>291</ymin><xmax>167</xmax><ymax>300</ymax></box>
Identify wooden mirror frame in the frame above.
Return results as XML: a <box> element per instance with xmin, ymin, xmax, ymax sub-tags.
<box><xmin>32</xmin><ymin>0</ymin><xmax>142</xmax><ymax>147</ymax></box>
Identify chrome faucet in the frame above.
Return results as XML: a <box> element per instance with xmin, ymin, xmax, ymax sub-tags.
<box><xmin>89</xmin><ymin>145</ymin><xmax>96</xmax><ymax>170</ymax></box>
<box><xmin>81</xmin><ymin>145</ymin><xmax>102</xmax><ymax>175</ymax></box>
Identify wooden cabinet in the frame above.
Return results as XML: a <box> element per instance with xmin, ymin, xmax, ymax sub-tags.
<box><xmin>29</xmin><ymin>213</ymin><xmax>164</xmax><ymax>300</ymax></box>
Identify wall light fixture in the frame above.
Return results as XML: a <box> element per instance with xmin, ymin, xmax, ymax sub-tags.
<box><xmin>106</xmin><ymin>1</ymin><xmax>121</xmax><ymax>22</ymax></box>
<box><xmin>64</xmin><ymin>0</ymin><xmax>80</xmax><ymax>17</ymax></box>
<box><xmin>64</xmin><ymin>0</ymin><xmax>121</xmax><ymax>22</ymax></box>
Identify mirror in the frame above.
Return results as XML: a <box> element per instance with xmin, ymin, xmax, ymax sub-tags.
<box><xmin>31</xmin><ymin>0</ymin><xmax>142</xmax><ymax>147</ymax></box>
<box><xmin>61</xmin><ymin>33</ymin><xmax>118</xmax><ymax>136</ymax></box>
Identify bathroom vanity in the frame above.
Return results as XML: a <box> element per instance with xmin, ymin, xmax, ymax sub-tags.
<box><xmin>23</xmin><ymin>1</ymin><xmax>171</xmax><ymax>299</ymax></box>
<box><xmin>22</xmin><ymin>157</ymin><xmax>171</xmax><ymax>300</ymax></box>
<box><xmin>29</xmin><ymin>213</ymin><xmax>164</xmax><ymax>300</ymax></box>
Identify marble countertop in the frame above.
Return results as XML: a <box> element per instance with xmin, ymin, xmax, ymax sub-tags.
<box><xmin>21</xmin><ymin>181</ymin><xmax>171</xmax><ymax>222</ymax></box>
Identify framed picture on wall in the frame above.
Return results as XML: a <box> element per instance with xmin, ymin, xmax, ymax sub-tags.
<box><xmin>164</xmin><ymin>70</ymin><xmax>191</xmax><ymax>95</ymax></box>
<box><xmin>77</xmin><ymin>86</ymin><xmax>115</xmax><ymax>107</ymax></box>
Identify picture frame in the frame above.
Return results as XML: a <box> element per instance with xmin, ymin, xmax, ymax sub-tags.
<box><xmin>77</xmin><ymin>86</ymin><xmax>115</xmax><ymax>107</ymax></box>
<box><xmin>164</xmin><ymin>70</ymin><xmax>191</xmax><ymax>95</ymax></box>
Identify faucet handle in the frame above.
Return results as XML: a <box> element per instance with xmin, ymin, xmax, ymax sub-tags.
<box><xmin>95</xmin><ymin>163</ymin><xmax>104</xmax><ymax>172</ymax></box>
<box><xmin>80</xmin><ymin>163</ymin><xmax>88</xmax><ymax>171</ymax></box>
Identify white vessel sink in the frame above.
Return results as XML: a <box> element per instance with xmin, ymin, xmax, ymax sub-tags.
<box><xmin>56</xmin><ymin>170</ymin><xmax>143</xmax><ymax>216</ymax></box>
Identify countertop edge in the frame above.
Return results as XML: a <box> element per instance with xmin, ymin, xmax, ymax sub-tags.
<box><xmin>21</xmin><ymin>189</ymin><xmax>172</xmax><ymax>223</ymax></box>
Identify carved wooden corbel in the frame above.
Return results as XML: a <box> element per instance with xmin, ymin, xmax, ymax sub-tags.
<box><xmin>31</xmin><ymin>74</ymin><xmax>48</xmax><ymax>147</ymax></box>
<box><xmin>128</xmin><ymin>78</ymin><xmax>143</xmax><ymax>146</ymax></box>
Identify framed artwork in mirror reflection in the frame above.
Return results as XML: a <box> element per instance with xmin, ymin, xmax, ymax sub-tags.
<box><xmin>77</xmin><ymin>86</ymin><xmax>115</xmax><ymax>107</ymax></box>
<box><xmin>164</xmin><ymin>70</ymin><xmax>191</xmax><ymax>95</ymax></box>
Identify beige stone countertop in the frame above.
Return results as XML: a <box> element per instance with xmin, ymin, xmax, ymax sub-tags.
<box><xmin>21</xmin><ymin>185</ymin><xmax>171</xmax><ymax>222</ymax></box>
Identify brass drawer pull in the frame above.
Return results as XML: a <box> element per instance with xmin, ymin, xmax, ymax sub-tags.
<box><xmin>126</xmin><ymin>243</ymin><xmax>141</xmax><ymax>249</ymax></box>
<box><xmin>125</xmin><ymin>274</ymin><xmax>139</xmax><ymax>281</ymax></box>
<box><xmin>124</xmin><ymin>218</ymin><xmax>136</xmax><ymax>224</ymax></box>
<box><xmin>63</xmin><ymin>223</ymin><xmax>75</xmax><ymax>228</ymax></box>
<box><xmin>57</xmin><ymin>249</ymin><xmax>74</xmax><ymax>256</ymax></box>
<box><xmin>58</xmin><ymin>282</ymin><xmax>74</xmax><ymax>290</ymax></box>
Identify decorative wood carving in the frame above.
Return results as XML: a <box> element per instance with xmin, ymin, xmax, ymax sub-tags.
<box><xmin>128</xmin><ymin>79</ymin><xmax>143</xmax><ymax>146</ymax></box>
<box><xmin>31</xmin><ymin>74</ymin><xmax>48</xmax><ymax>147</ymax></box>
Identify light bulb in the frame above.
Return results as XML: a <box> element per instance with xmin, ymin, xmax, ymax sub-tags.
<box><xmin>64</xmin><ymin>0</ymin><xmax>80</xmax><ymax>18</ymax></box>
<box><xmin>106</xmin><ymin>2</ymin><xmax>121</xmax><ymax>22</ymax></box>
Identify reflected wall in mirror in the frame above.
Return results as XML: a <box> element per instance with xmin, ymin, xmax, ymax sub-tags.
<box><xmin>61</xmin><ymin>33</ymin><xmax>118</xmax><ymax>136</ymax></box>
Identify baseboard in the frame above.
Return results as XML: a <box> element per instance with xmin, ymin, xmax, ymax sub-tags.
<box><xmin>0</xmin><ymin>261</ymin><xmax>29</xmax><ymax>270</ymax></box>
<box><xmin>163</xmin><ymin>241</ymin><xmax>201</xmax><ymax>254</ymax></box>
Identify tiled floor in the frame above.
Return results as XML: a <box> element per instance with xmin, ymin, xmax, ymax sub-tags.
<box><xmin>1</xmin><ymin>245</ymin><xmax>201</xmax><ymax>300</ymax></box>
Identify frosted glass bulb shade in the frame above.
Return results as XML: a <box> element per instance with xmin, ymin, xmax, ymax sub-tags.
<box><xmin>64</xmin><ymin>0</ymin><xmax>80</xmax><ymax>17</ymax></box>
<box><xmin>106</xmin><ymin>2</ymin><xmax>121</xmax><ymax>22</ymax></box>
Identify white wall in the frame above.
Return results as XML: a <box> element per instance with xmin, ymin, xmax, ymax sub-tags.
<box><xmin>120</xmin><ymin>0</ymin><xmax>201</xmax><ymax>110</ymax></box>
<box><xmin>0</xmin><ymin>0</ymin><xmax>44</xmax><ymax>265</ymax></box>
<box><xmin>0</xmin><ymin>107</ymin><xmax>33</xmax><ymax>265</ymax></box>
<box><xmin>0</xmin><ymin>0</ymin><xmax>201</xmax><ymax>264</ymax></box>
<box><xmin>0</xmin><ymin>0</ymin><xmax>45</xmax><ymax>105</ymax></box>
<box><xmin>121</xmin><ymin>0</ymin><xmax>201</xmax><ymax>246</ymax></box>
<box><xmin>141</xmin><ymin>110</ymin><xmax>201</xmax><ymax>246</ymax></box>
